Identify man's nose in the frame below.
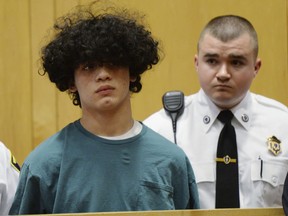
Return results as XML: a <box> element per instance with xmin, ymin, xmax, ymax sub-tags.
<box><xmin>216</xmin><ymin>64</ymin><xmax>230</xmax><ymax>80</ymax></box>
<box><xmin>96</xmin><ymin>67</ymin><xmax>111</xmax><ymax>81</ymax></box>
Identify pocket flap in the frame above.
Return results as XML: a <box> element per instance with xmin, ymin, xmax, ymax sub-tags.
<box><xmin>251</xmin><ymin>160</ymin><xmax>288</xmax><ymax>187</ymax></box>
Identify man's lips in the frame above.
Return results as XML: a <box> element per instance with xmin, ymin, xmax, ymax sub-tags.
<box><xmin>214</xmin><ymin>84</ymin><xmax>232</xmax><ymax>89</ymax></box>
<box><xmin>96</xmin><ymin>85</ymin><xmax>115</xmax><ymax>93</ymax></box>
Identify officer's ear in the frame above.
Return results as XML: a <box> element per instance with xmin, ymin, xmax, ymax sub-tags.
<box><xmin>253</xmin><ymin>58</ymin><xmax>261</xmax><ymax>77</ymax></box>
<box><xmin>194</xmin><ymin>54</ymin><xmax>199</xmax><ymax>72</ymax></box>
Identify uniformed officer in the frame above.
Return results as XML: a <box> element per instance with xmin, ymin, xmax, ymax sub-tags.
<box><xmin>144</xmin><ymin>15</ymin><xmax>288</xmax><ymax>209</ymax></box>
<box><xmin>0</xmin><ymin>141</ymin><xmax>20</xmax><ymax>215</ymax></box>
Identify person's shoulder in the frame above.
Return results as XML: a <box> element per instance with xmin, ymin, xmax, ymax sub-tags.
<box><xmin>184</xmin><ymin>93</ymin><xmax>198</xmax><ymax>107</ymax></box>
<box><xmin>252</xmin><ymin>93</ymin><xmax>288</xmax><ymax>112</ymax></box>
<box><xmin>144</xmin><ymin>93</ymin><xmax>197</xmax><ymax>122</ymax></box>
<box><xmin>0</xmin><ymin>141</ymin><xmax>11</xmax><ymax>165</ymax></box>
<box><xmin>0</xmin><ymin>141</ymin><xmax>9</xmax><ymax>154</ymax></box>
<box><xmin>142</xmin><ymin>126</ymin><xmax>190</xmax><ymax>168</ymax></box>
<box><xmin>22</xmin><ymin>135</ymin><xmax>64</xmax><ymax>177</ymax></box>
<box><xmin>142</xmin><ymin>125</ymin><xmax>185</xmax><ymax>152</ymax></box>
<box><xmin>0</xmin><ymin>141</ymin><xmax>16</xmax><ymax>163</ymax></box>
<box><xmin>0</xmin><ymin>141</ymin><xmax>20</xmax><ymax>174</ymax></box>
<box><xmin>24</xmin><ymin>122</ymin><xmax>76</xmax><ymax>171</ymax></box>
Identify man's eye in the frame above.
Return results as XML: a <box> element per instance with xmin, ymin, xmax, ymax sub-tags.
<box><xmin>206</xmin><ymin>59</ymin><xmax>217</xmax><ymax>65</ymax></box>
<box><xmin>105</xmin><ymin>63</ymin><xmax>122</xmax><ymax>70</ymax></box>
<box><xmin>82</xmin><ymin>63</ymin><xmax>97</xmax><ymax>71</ymax></box>
<box><xmin>231</xmin><ymin>60</ymin><xmax>244</xmax><ymax>67</ymax></box>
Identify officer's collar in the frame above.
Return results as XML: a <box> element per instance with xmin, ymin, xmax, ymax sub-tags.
<box><xmin>198</xmin><ymin>89</ymin><xmax>252</xmax><ymax>132</ymax></box>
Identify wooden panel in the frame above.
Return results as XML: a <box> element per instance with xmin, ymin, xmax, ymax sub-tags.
<box><xmin>30</xmin><ymin>0</ymin><xmax>57</xmax><ymax>153</ymax></box>
<box><xmin>0</xmin><ymin>0</ymin><xmax>32</xmax><ymax>164</ymax></box>
<box><xmin>35</xmin><ymin>208</ymin><xmax>285</xmax><ymax>216</ymax></box>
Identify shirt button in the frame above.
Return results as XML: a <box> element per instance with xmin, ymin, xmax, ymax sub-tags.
<box><xmin>272</xmin><ymin>176</ymin><xmax>278</xmax><ymax>184</ymax></box>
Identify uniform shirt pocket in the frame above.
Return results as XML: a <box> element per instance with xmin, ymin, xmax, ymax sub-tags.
<box><xmin>137</xmin><ymin>180</ymin><xmax>174</xmax><ymax>210</ymax></box>
<box><xmin>193</xmin><ymin>162</ymin><xmax>215</xmax><ymax>183</ymax></box>
<box><xmin>251</xmin><ymin>159</ymin><xmax>288</xmax><ymax>206</ymax></box>
<box><xmin>192</xmin><ymin>162</ymin><xmax>216</xmax><ymax>209</ymax></box>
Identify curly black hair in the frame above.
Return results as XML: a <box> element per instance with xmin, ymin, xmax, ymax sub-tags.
<box><xmin>40</xmin><ymin>1</ymin><xmax>160</xmax><ymax>106</ymax></box>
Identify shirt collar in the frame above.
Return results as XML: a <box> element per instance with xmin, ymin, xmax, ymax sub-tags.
<box><xmin>231</xmin><ymin>92</ymin><xmax>252</xmax><ymax>131</ymax></box>
<box><xmin>197</xmin><ymin>89</ymin><xmax>252</xmax><ymax>132</ymax></box>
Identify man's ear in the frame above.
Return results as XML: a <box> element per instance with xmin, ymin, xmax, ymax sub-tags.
<box><xmin>253</xmin><ymin>58</ymin><xmax>262</xmax><ymax>77</ymax></box>
<box><xmin>69</xmin><ymin>85</ymin><xmax>77</xmax><ymax>93</ymax></box>
<box><xmin>194</xmin><ymin>54</ymin><xmax>199</xmax><ymax>72</ymax></box>
<box><xmin>130</xmin><ymin>76</ymin><xmax>137</xmax><ymax>82</ymax></box>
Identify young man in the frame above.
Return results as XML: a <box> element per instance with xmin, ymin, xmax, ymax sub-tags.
<box><xmin>144</xmin><ymin>15</ymin><xmax>288</xmax><ymax>209</ymax></box>
<box><xmin>9</xmin><ymin>1</ymin><xmax>199</xmax><ymax>214</ymax></box>
<box><xmin>0</xmin><ymin>141</ymin><xmax>19</xmax><ymax>215</ymax></box>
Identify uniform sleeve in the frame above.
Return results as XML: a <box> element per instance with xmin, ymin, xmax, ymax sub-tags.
<box><xmin>0</xmin><ymin>144</ymin><xmax>19</xmax><ymax>215</ymax></box>
<box><xmin>9</xmin><ymin>163</ymin><xmax>46</xmax><ymax>214</ymax></box>
<box><xmin>282</xmin><ymin>172</ymin><xmax>288</xmax><ymax>215</ymax></box>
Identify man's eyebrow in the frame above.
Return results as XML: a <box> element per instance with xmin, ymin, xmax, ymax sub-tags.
<box><xmin>228</xmin><ymin>54</ymin><xmax>247</xmax><ymax>60</ymax></box>
<box><xmin>203</xmin><ymin>53</ymin><xmax>219</xmax><ymax>58</ymax></box>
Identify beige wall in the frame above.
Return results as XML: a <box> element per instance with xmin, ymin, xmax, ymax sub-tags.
<box><xmin>0</xmin><ymin>0</ymin><xmax>287</xmax><ymax>164</ymax></box>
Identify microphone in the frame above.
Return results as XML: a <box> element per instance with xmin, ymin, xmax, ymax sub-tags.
<box><xmin>162</xmin><ymin>91</ymin><xmax>184</xmax><ymax>144</ymax></box>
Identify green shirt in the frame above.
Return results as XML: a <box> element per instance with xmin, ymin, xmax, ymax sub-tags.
<box><xmin>10</xmin><ymin>120</ymin><xmax>199</xmax><ymax>214</ymax></box>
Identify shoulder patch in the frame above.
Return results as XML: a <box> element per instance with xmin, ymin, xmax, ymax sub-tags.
<box><xmin>10</xmin><ymin>152</ymin><xmax>20</xmax><ymax>172</ymax></box>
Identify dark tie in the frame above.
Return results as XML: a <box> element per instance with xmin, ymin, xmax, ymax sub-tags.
<box><xmin>215</xmin><ymin>110</ymin><xmax>240</xmax><ymax>208</ymax></box>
